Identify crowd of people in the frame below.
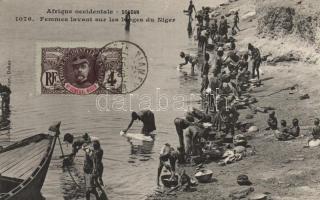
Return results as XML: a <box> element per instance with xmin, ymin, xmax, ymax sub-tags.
<box><xmin>155</xmin><ymin>1</ymin><xmax>320</xmax><ymax>189</ymax></box>
<box><xmin>157</xmin><ymin>2</ymin><xmax>263</xmax><ymax>187</ymax></box>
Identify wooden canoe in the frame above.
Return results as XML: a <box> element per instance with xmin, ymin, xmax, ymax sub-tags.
<box><xmin>0</xmin><ymin>122</ymin><xmax>61</xmax><ymax>200</ymax></box>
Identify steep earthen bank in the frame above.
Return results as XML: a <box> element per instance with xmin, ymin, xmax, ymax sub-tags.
<box><xmin>255</xmin><ymin>0</ymin><xmax>320</xmax><ymax>64</ymax></box>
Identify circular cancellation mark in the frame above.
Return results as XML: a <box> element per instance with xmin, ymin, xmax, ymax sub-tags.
<box><xmin>96</xmin><ymin>40</ymin><xmax>149</xmax><ymax>94</ymax></box>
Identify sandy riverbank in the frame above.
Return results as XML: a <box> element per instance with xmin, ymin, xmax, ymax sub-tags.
<box><xmin>147</xmin><ymin>0</ymin><xmax>320</xmax><ymax>199</ymax></box>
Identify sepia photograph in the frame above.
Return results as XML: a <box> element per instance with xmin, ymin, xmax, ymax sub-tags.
<box><xmin>1</xmin><ymin>0</ymin><xmax>320</xmax><ymax>199</ymax></box>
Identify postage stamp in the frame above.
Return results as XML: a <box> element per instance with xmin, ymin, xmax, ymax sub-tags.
<box><xmin>40</xmin><ymin>41</ymin><xmax>148</xmax><ymax>95</ymax></box>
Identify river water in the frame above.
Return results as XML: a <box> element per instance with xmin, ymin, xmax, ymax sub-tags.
<box><xmin>0</xmin><ymin>0</ymin><xmax>225</xmax><ymax>199</ymax></box>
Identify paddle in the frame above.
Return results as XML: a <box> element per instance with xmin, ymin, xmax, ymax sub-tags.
<box><xmin>57</xmin><ymin>135</ymin><xmax>82</xmax><ymax>189</ymax></box>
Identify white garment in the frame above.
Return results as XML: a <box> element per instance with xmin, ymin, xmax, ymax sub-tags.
<box><xmin>160</xmin><ymin>145</ymin><xmax>171</xmax><ymax>156</ymax></box>
<box><xmin>200</xmin><ymin>30</ymin><xmax>207</xmax><ymax>37</ymax></box>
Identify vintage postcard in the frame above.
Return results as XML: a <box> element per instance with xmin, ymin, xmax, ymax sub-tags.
<box><xmin>1</xmin><ymin>0</ymin><xmax>320</xmax><ymax>200</ymax></box>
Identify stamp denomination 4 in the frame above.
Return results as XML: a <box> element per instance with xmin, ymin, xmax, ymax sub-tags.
<box><xmin>40</xmin><ymin>41</ymin><xmax>148</xmax><ymax>95</ymax></box>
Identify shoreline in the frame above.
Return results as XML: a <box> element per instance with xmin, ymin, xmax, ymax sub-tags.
<box><xmin>146</xmin><ymin>0</ymin><xmax>320</xmax><ymax>199</ymax></box>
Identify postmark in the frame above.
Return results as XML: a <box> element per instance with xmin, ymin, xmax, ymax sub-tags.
<box><xmin>40</xmin><ymin>41</ymin><xmax>148</xmax><ymax>95</ymax></box>
<box><xmin>98</xmin><ymin>40</ymin><xmax>148</xmax><ymax>94</ymax></box>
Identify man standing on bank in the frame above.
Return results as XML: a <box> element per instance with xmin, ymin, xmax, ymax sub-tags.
<box><xmin>232</xmin><ymin>11</ymin><xmax>240</xmax><ymax>34</ymax></box>
<box><xmin>123</xmin><ymin>110</ymin><xmax>156</xmax><ymax>136</ymax></box>
<box><xmin>248</xmin><ymin>43</ymin><xmax>262</xmax><ymax>80</ymax></box>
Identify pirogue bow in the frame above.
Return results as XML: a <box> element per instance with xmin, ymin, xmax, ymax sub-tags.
<box><xmin>0</xmin><ymin>122</ymin><xmax>61</xmax><ymax>200</ymax></box>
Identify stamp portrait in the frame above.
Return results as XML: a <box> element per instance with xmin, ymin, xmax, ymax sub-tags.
<box><xmin>40</xmin><ymin>41</ymin><xmax>148</xmax><ymax>95</ymax></box>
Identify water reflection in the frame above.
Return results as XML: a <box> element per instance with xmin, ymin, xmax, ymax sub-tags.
<box><xmin>61</xmin><ymin>160</ymin><xmax>86</xmax><ymax>200</ymax></box>
<box><xmin>127</xmin><ymin>139</ymin><xmax>154</xmax><ymax>162</ymax></box>
<box><xmin>187</xmin><ymin>21</ymin><xmax>193</xmax><ymax>38</ymax></box>
<box><xmin>124</xmin><ymin>13</ymin><xmax>131</xmax><ymax>32</ymax></box>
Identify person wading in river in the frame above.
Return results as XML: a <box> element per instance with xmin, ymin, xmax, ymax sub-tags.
<box><xmin>63</xmin><ymin>133</ymin><xmax>92</xmax><ymax>158</ymax></box>
<box><xmin>92</xmin><ymin>140</ymin><xmax>104</xmax><ymax>186</ymax></box>
<box><xmin>123</xmin><ymin>110</ymin><xmax>156</xmax><ymax>136</ymax></box>
<box><xmin>83</xmin><ymin>144</ymin><xmax>100</xmax><ymax>200</ymax></box>
<box><xmin>187</xmin><ymin>0</ymin><xmax>196</xmax><ymax>23</ymax></box>
<box><xmin>0</xmin><ymin>83</ymin><xmax>11</xmax><ymax>111</ymax></box>
<box><xmin>124</xmin><ymin>12</ymin><xmax>130</xmax><ymax>31</ymax></box>
<box><xmin>179</xmin><ymin>51</ymin><xmax>198</xmax><ymax>76</ymax></box>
